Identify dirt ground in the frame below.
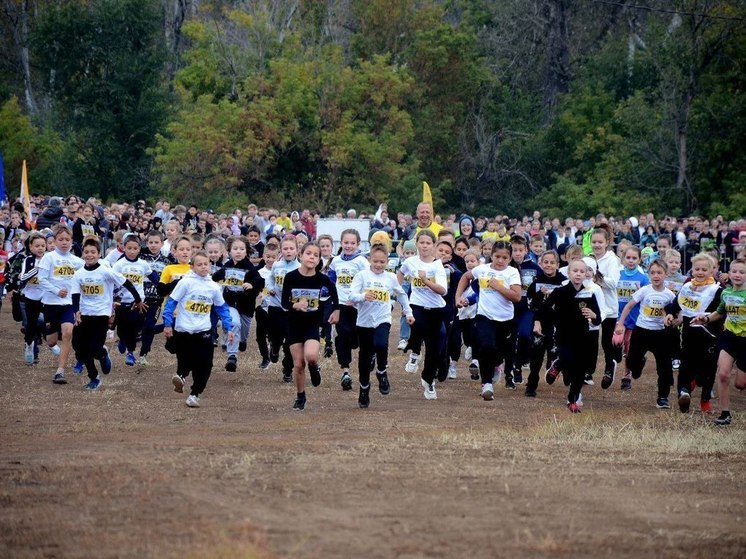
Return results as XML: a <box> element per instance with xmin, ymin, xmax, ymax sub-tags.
<box><xmin>1</xmin><ymin>304</ymin><xmax>744</xmax><ymax>559</ymax></box>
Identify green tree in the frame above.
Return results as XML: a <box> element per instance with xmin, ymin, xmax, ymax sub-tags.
<box><xmin>30</xmin><ymin>0</ymin><xmax>170</xmax><ymax>200</ymax></box>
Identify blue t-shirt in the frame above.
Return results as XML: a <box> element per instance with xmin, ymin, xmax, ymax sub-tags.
<box><xmin>617</xmin><ymin>267</ymin><xmax>650</xmax><ymax>329</ymax></box>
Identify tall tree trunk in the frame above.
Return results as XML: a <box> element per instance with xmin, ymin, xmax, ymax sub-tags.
<box><xmin>542</xmin><ymin>0</ymin><xmax>570</xmax><ymax>122</ymax></box>
<box><xmin>2</xmin><ymin>0</ymin><xmax>38</xmax><ymax>114</ymax></box>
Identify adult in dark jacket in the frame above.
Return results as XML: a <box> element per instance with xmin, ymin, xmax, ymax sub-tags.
<box><xmin>35</xmin><ymin>197</ymin><xmax>65</xmax><ymax>229</ymax></box>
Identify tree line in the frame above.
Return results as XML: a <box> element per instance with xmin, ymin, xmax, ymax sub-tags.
<box><xmin>0</xmin><ymin>0</ymin><xmax>743</xmax><ymax>219</ymax></box>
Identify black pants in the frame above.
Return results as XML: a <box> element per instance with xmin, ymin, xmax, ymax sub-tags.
<box><xmin>557</xmin><ymin>342</ymin><xmax>586</xmax><ymax>404</ymax></box>
<box><xmin>627</xmin><ymin>326</ymin><xmax>673</xmax><ymax>399</ymax></box>
<box><xmin>73</xmin><ymin>315</ymin><xmax>109</xmax><ymax>380</ymax></box>
<box><xmin>408</xmin><ymin>306</ymin><xmax>446</xmax><ymax>384</ymax></box>
<box><xmin>460</xmin><ymin>317</ymin><xmax>476</xmax><ymax>360</ymax></box>
<box><xmin>473</xmin><ymin>316</ymin><xmax>513</xmax><ymax>385</ymax></box>
<box><xmin>357</xmin><ymin>323</ymin><xmax>391</xmax><ymax>386</ymax></box>
<box><xmin>447</xmin><ymin>316</ymin><xmax>462</xmax><ymax>362</ymax></box>
<box><xmin>173</xmin><ymin>330</ymin><xmax>214</xmax><ymax>396</ymax></box>
<box><xmin>526</xmin><ymin>323</ymin><xmax>556</xmax><ymax>393</ymax></box>
<box><xmin>678</xmin><ymin>325</ymin><xmax>718</xmax><ymax>401</ymax></box>
<box><xmin>22</xmin><ymin>297</ymin><xmax>44</xmax><ymax>347</ymax></box>
<box><xmin>584</xmin><ymin>330</ymin><xmax>600</xmax><ymax>376</ymax></box>
<box><xmin>601</xmin><ymin>317</ymin><xmax>622</xmax><ymax>373</ymax></box>
<box><xmin>115</xmin><ymin>303</ymin><xmax>145</xmax><ymax>353</ymax></box>
<box><xmin>139</xmin><ymin>298</ymin><xmax>163</xmax><ymax>356</ymax></box>
<box><xmin>255</xmin><ymin>306</ymin><xmax>270</xmax><ymax>360</ymax></box>
<box><xmin>268</xmin><ymin>306</ymin><xmax>293</xmax><ymax>374</ymax></box>
<box><xmin>321</xmin><ymin>299</ymin><xmax>334</xmax><ymax>348</ymax></box>
<box><xmin>335</xmin><ymin>306</ymin><xmax>359</xmax><ymax>369</ymax></box>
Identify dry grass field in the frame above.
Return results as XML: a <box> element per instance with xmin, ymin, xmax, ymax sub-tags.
<box><xmin>1</xmin><ymin>305</ymin><xmax>744</xmax><ymax>558</ymax></box>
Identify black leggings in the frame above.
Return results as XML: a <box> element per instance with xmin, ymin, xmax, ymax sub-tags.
<box><xmin>22</xmin><ymin>297</ymin><xmax>44</xmax><ymax>346</ymax></box>
<box><xmin>601</xmin><ymin>317</ymin><xmax>622</xmax><ymax>372</ymax></box>
<box><xmin>268</xmin><ymin>306</ymin><xmax>293</xmax><ymax>374</ymax></box>
<box><xmin>473</xmin><ymin>316</ymin><xmax>513</xmax><ymax>385</ymax></box>
<box><xmin>335</xmin><ymin>306</ymin><xmax>358</xmax><ymax>369</ymax></box>
<box><xmin>255</xmin><ymin>306</ymin><xmax>269</xmax><ymax>360</ymax></box>
<box><xmin>627</xmin><ymin>326</ymin><xmax>673</xmax><ymax>399</ymax></box>
<box><xmin>357</xmin><ymin>323</ymin><xmax>391</xmax><ymax>387</ymax></box>
<box><xmin>115</xmin><ymin>303</ymin><xmax>145</xmax><ymax>353</ymax></box>
<box><xmin>527</xmin><ymin>323</ymin><xmax>556</xmax><ymax>392</ymax></box>
<box><xmin>173</xmin><ymin>330</ymin><xmax>214</xmax><ymax>396</ymax></box>
<box><xmin>73</xmin><ymin>315</ymin><xmax>109</xmax><ymax>380</ymax></box>
<box><xmin>678</xmin><ymin>323</ymin><xmax>718</xmax><ymax>401</ymax></box>
<box><xmin>408</xmin><ymin>306</ymin><xmax>446</xmax><ymax>384</ymax></box>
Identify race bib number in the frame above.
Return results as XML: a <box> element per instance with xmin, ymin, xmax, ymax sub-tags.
<box><xmin>224</xmin><ymin>269</ymin><xmax>245</xmax><ymax>289</ymax></box>
<box><xmin>81</xmin><ymin>283</ymin><xmax>104</xmax><ymax>296</ymax></box>
<box><xmin>291</xmin><ymin>288</ymin><xmax>320</xmax><ymax>310</ymax></box>
<box><xmin>123</xmin><ymin>273</ymin><xmax>143</xmax><ymax>285</ymax></box>
<box><xmin>642</xmin><ymin>305</ymin><xmax>665</xmax><ymax>318</ymax></box>
<box><xmin>679</xmin><ymin>295</ymin><xmax>702</xmax><ymax>312</ymax></box>
<box><xmin>365</xmin><ymin>288</ymin><xmax>390</xmax><ymax>303</ymax></box>
<box><xmin>274</xmin><ymin>274</ymin><xmax>286</xmax><ymax>287</ymax></box>
<box><xmin>478</xmin><ymin>276</ymin><xmax>502</xmax><ymax>290</ymax></box>
<box><xmin>337</xmin><ymin>274</ymin><xmax>353</xmax><ymax>286</ymax></box>
<box><xmin>185</xmin><ymin>300</ymin><xmax>212</xmax><ymax>314</ymax></box>
<box><xmin>54</xmin><ymin>265</ymin><xmax>76</xmax><ymax>277</ymax></box>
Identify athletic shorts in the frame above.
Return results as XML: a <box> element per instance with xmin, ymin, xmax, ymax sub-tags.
<box><xmin>286</xmin><ymin>321</ymin><xmax>321</xmax><ymax>346</ymax></box>
<box><xmin>718</xmin><ymin>330</ymin><xmax>746</xmax><ymax>371</ymax></box>
<box><xmin>44</xmin><ymin>304</ymin><xmax>75</xmax><ymax>334</ymax></box>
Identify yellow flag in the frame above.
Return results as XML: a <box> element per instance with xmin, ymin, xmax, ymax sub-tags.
<box><xmin>422</xmin><ymin>181</ymin><xmax>433</xmax><ymax>208</ymax></box>
<box><xmin>20</xmin><ymin>160</ymin><xmax>31</xmax><ymax>219</ymax></box>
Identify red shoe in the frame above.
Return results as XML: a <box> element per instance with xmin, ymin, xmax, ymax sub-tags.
<box><xmin>567</xmin><ymin>402</ymin><xmax>582</xmax><ymax>414</ymax></box>
<box><xmin>700</xmin><ymin>400</ymin><xmax>712</xmax><ymax>414</ymax></box>
<box><xmin>545</xmin><ymin>360</ymin><xmax>560</xmax><ymax>385</ymax></box>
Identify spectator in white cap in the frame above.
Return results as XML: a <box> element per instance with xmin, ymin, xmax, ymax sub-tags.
<box><xmin>347</xmin><ymin>208</ymin><xmax>357</xmax><ymax>218</ymax></box>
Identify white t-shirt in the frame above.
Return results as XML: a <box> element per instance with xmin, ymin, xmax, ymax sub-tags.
<box><xmin>596</xmin><ymin>251</ymin><xmax>621</xmax><ymax>318</ymax></box>
<box><xmin>72</xmin><ymin>265</ymin><xmax>126</xmax><ymax>316</ymax></box>
<box><xmin>349</xmin><ymin>269</ymin><xmax>412</xmax><ymax>328</ymax></box>
<box><xmin>113</xmin><ymin>258</ymin><xmax>152</xmax><ymax>304</ymax></box>
<box><xmin>676</xmin><ymin>282</ymin><xmax>720</xmax><ymax>319</ymax></box>
<box><xmin>633</xmin><ymin>285</ymin><xmax>675</xmax><ymax>330</ymax></box>
<box><xmin>399</xmin><ymin>256</ymin><xmax>447</xmax><ymax>309</ymax></box>
<box><xmin>471</xmin><ymin>264</ymin><xmax>521</xmax><ymax>321</ymax></box>
<box><xmin>329</xmin><ymin>254</ymin><xmax>370</xmax><ymax>304</ymax></box>
<box><xmin>265</xmin><ymin>259</ymin><xmax>299</xmax><ymax>308</ymax></box>
<box><xmin>170</xmin><ymin>274</ymin><xmax>226</xmax><ymax>334</ymax></box>
<box><xmin>37</xmin><ymin>249</ymin><xmax>84</xmax><ymax>305</ymax></box>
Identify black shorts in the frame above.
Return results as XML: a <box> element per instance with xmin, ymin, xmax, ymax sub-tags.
<box><xmin>286</xmin><ymin>320</ymin><xmax>321</xmax><ymax>346</ymax></box>
<box><xmin>718</xmin><ymin>330</ymin><xmax>746</xmax><ymax>371</ymax></box>
<box><xmin>44</xmin><ymin>304</ymin><xmax>75</xmax><ymax>334</ymax></box>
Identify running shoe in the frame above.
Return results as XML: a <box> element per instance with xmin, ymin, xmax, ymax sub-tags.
<box><xmin>73</xmin><ymin>361</ymin><xmax>84</xmax><ymax>375</ymax></box>
<box><xmin>601</xmin><ymin>363</ymin><xmax>616</xmax><ymax>390</ymax></box>
<box><xmin>404</xmin><ymin>353</ymin><xmax>420</xmax><ymax>374</ymax></box>
<box><xmin>125</xmin><ymin>352</ymin><xmax>136</xmax><ymax>367</ymax></box>
<box><xmin>84</xmin><ymin>378</ymin><xmax>101</xmax><ymax>391</ymax></box>
<box><xmin>138</xmin><ymin>355</ymin><xmax>149</xmax><ymax>366</ymax></box>
<box><xmin>397</xmin><ymin>339</ymin><xmax>408</xmax><ymax>351</ymax></box>
<box><xmin>50</xmin><ymin>344</ymin><xmax>61</xmax><ymax>357</ymax></box>
<box><xmin>464</xmin><ymin>346</ymin><xmax>472</xmax><ymax>361</ymax></box>
<box><xmin>656</xmin><ymin>398</ymin><xmax>671</xmax><ymax>409</ymax></box>
<box><xmin>678</xmin><ymin>390</ymin><xmax>691</xmax><ymax>413</ymax></box>
<box><xmin>324</xmin><ymin>345</ymin><xmax>334</xmax><ymax>358</ymax></box>
<box><xmin>100</xmin><ymin>348</ymin><xmax>112</xmax><ymax>375</ymax></box>
<box><xmin>293</xmin><ymin>392</ymin><xmax>306</xmax><ymax>411</ymax></box>
<box><xmin>259</xmin><ymin>358</ymin><xmax>270</xmax><ymax>370</ymax></box>
<box><xmin>172</xmin><ymin>374</ymin><xmax>185</xmax><ymax>393</ymax></box>
<box><xmin>567</xmin><ymin>402</ymin><xmax>581</xmax><ymax>414</ymax></box>
<box><xmin>376</xmin><ymin>370</ymin><xmax>390</xmax><ymax>395</ymax></box>
<box><xmin>52</xmin><ymin>371</ymin><xmax>67</xmax><ymax>384</ymax></box>
<box><xmin>421</xmin><ymin>378</ymin><xmax>437</xmax><ymax>400</ymax></box>
<box><xmin>447</xmin><ymin>361</ymin><xmax>458</xmax><ymax>380</ymax></box>
<box><xmin>583</xmin><ymin>373</ymin><xmax>594</xmax><ymax>385</ymax></box>
<box><xmin>309</xmin><ymin>364</ymin><xmax>322</xmax><ymax>387</ymax></box>
<box><xmin>340</xmin><ymin>371</ymin><xmax>353</xmax><ymax>390</ymax></box>
<box><xmin>481</xmin><ymin>383</ymin><xmax>494</xmax><ymax>401</ymax></box>
<box><xmin>358</xmin><ymin>386</ymin><xmax>370</xmax><ymax>409</ymax></box>
<box><xmin>620</xmin><ymin>377</ymin><xmax>632</xmax><ymax>391</ymax></box>
<box><xmin>700</xmin><ymin>400</ymin><xmax>712</xmax><ymax>414</ymax></box>
<box><xmin>117</xmin><ymin>340</ymin><xmax>126</xmax><ymax>354</ymax></box>
<box><xmin>469</xmin><ymin>360</ymin><xmax>480</xmax><ymax>380</ymax></box>
<box><xmin>714</xmin><ymin>412</ymin><xmax>732</xmax><ymax>427</ymax></box>
<box><xmin>225</xmin><ymin>355</ymin><xmax>237</xmax><ymax>372</ymax></box>
<box><xmin>24</xmin><ymin>343</ymin><xmax>34</xmax><ymax>365</ymax></box>
<box><xmin>513</xmin><ymin>368</ymin><xmax>523</xmax><ymax>385</ymax></box>
<box><xmin>545</xmin><ymin>360</ymin><xmax>560</xmax><ymax>385</ymax></box>
<box><xmin>239</xmin><ymin>341</ymin><xmax>247</xmax><ymax>352</ymax></box>
<box><xmin>186</xmin><ymin>395</ymin><xmax>200</xmax><ymax>408</ymax></box>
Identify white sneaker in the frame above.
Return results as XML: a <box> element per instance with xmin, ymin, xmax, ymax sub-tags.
<box><xmin>24</xmin><ymin>343</ymin><xmax>34</xmax><ymax>364</ymax></box>
<box><xmin>672</xmin><ymin>359</ymin><xmax>681</xmax><ymax>370</ymax></box>
<box><xmin>421</xmin><ymin>378</ymin><xmax>437</xmax><ymax>400</ymax></box>
<box><xmin>447</xmin><ymin>361</ymin><xmax>458</xmax><ymax>379</ymax></box>
<box><xmin>138</xmin><ymin>355</ymin><xmax>149</xmax><ymax>366</ymax></box>
<box><xmin>397</xmin><ymin>339</ymin><xmax>408</xmax><ymax>351</ymax></box>
<box><xmin>481</xmin><ymin>383</ymin><xmax>494</xmax><ymax>401</ymax></box>
<box><xmin>464</xmin><ymin>346</ymin><xmax>472</xmax><ymax>361</ymax></box>
<box><xmin>577</xmin><ymin>393</ymin><xmax>584</xmax><ymax>407</ymax></box>
<box><xmin>185</xmin><ymin>395</ymin><xmax>200</xmax><ymax>408</ymax></box>
<box><xmin>172</xmin><ymin>374</ymin><xmax>185</xmax><ymax>393</ymax></box>
<box><xmin>492</xmin><ymin>364</ymin><xmax>503</xmax><ymax>384</ymax></box>
<box><xmin>50</xmin><ymin>344</ymin><xmax>61</xmax><ymax>357</ymax></box>
<box><xmin>405</xmin><ymin>353</ymin><xmax>420</xmax><ymax>373</ymax></box>
<box><xmin>106</xmin><ymin>329</ymin><xmax>115</xmax><ymax>341</ymax></box>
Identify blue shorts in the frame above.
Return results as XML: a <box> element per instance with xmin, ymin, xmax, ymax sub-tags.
<box><xmin>44</xmin><ymin>304</ymin><xmax>76</xmax><ymax>334</ymax></box>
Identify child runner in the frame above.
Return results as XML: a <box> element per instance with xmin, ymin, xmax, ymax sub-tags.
<box><xmin>328</xmin><ymin>229</ymin><xmax>369</xmax><ymax>391</ymax></box>
<box><xmin>265</xmin><ymin>235</ymin><xmax>300</xmax><ymax>383</ymax></box>
<box><xmin>349</xmin><ymin>244</ymin><xmax>413</xmax><ymax>408</ymax></box>
<box><xmin>139</xmin><ymin>230</ymin><xmax>174</xmax><ymax>365</ymax></box>
<box><xmin>399</xmin><ymin>240</ymin><xmax>417</xmax><ymax>355</ymax></box>
<box><xmin>437</xmin><ymin>240</ymin><xmax>463</xmax><ymax>380</ymax></box>
<box><xmin>534</xmin><ymin>259</ymin><xmax>603</xmax><ymax>413</ymax></box>
<box><xmin>691</xmin><ymin>258</ymin><xmax>746</xmax><ymax>426</ymax></box>
<box><xmin>112</xmin><ymin>235</ymin><xmax>158</xmax><ymax>366</ymax></box>
<box><xmin>212</xmin><ymin>236</ymin><xmax>263</xmax><ymax>372</ymax></box>
<box><xmin>398</xmin><ymin>230</ymin><xmax>447</xmax><ymax>400</ymax></box>
<box><xmin>455</xmin><ymin>241</ymin><xmax>521</xmax><ymax>400</ymax></box>
<box><xmin>317</xmin><ymin>234</ymin><xmax>335</xmax><ymax>358</ymax></box>
<box><xmin>608</xmin><ymin>246</ymin><xmax>650</xmax><ymax>390</ymax></box>
<box><xmin>457</xmin><ymin>249</ymin><xmax>481</xmax><ymax>380</ymax></box>
<box><xmin>160</xmin><ymin>219</ymin><xmax>182</xmax><ymax>257</ymax></box>
<box><xmin>664</xmin><ymin>253</ymin><xmax>722</xmax><ymax>413</ymax></box>
<box><xmin>590</xmin><ymin>224</ymin><xmax>621</xmax><ymax>385</ymax></box>
<box><xmin>615</xmin><ymin>259</ymin><xmax>676</xmax><ymax>409</ymax></box>
<box><xmin>157</xmin><ymin>236</ymin><xmax>193</xmax><ymax>298</ymax></box>
<box><xmin>37</xmin><ymin>224</ymin><xmax>84</xmax><ymax>383</ymax></box>
<box><xmin>281</xmin><ymin>241</ymin><xmax>340</xmax><ymax>410</ymax></box>
<box><xmin>255</xmin><ymin>245</ymin><xmax>278</xmax><ymax>369</ymax></box>
<box><xmin>163</xmin><ymin>250</ymin><xmax>234</xmax><ymax>407</ymax></box>
<box><xmin>507</xmin><ymin>234</ymin><xmax>541</xmax><ymax>386</ymax></box>
<box><xmin>663</xmin><ymin>248</ymin><xmax>686</xmax><ymax>373</ymax></box>
<box><xmin>18</xmin><ymin>232</ymin><xmax>49</xmax><ymax>364</ymax></box>
<box><xmin>525</xmin><ymin>250</ymin><xmax>566</xmax><ymax>397</ymax></box>
<box><xmin>71</xmin><ymin>237</ymin><xmax>144</xmax><ymax>389</ymax></box>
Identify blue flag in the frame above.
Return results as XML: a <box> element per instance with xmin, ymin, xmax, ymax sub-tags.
<box><xmin>0</xmin><ymin>151</ymin><xmax>6</xmax><ymax>205</ymax></box>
